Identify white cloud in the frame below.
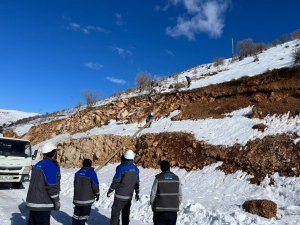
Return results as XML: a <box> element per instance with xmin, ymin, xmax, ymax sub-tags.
<box><xmin>106</xmin><ymin>76</ymin><xmax>126</xmax><ymax>85</ymax></box>
<box><xmin>84</xmin><ymin>62</ymin><xmax>103</xmax><ymax>71</ymax></box>
<box><xmin>165</xmin><ymin>49</ymin><xmax>175</xmax><ymax>56</ymax></box>
<box><xmin>69</xmin><ymin>22</ymin><xmax>81</xmax><ymax>31</ymax></box>
<box><xmin>67</xmin><ymin>22</ymin><xmax>109</xmax><ymax>34</ymax></box>
<box><xmin>114</xmin><ymin>13</ymin><xmax>124</xmax><ymax>26</ymax></box>
<box><xmin>112</xmin><ymin>46</ymin><xmax>133</xmax><ymax>58</ymax></box>
<box><xmin>166</xmin><ymin>0</ymin><xmax>231</xmax><ymax>40</ymax></box>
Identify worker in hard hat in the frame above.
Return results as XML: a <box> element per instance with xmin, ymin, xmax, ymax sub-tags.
<box><xmin>26</xmin><ymin>142</ymin><xmax>61</xmax><ymax>225</ymax></box>
<box><xmin>107</xmin><ymin>150</ymin><xmax>140</xmax><ymax>225</ymax></box>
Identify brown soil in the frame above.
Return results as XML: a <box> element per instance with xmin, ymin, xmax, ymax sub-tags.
<box><xmin>55</xmin><ymin>131</ymin><xmax>300</xmax><ymax>185</ymax></box>
<box><xmin>135</xmin><ymin>132</ymin><xmax>300</xmax><ymax>184</ymax></box>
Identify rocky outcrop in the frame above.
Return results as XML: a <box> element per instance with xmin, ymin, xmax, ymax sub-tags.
<box><xmin>242</xmin><ymin>199</ymin><xmax>277</xmax><ymax>219</ymax></box>
<box><xmin>19</xmin><ymin>66</ymin><xmax>300</xmax><ymax>145</ymax></box>
<box><xmin>55</xmin><ymin>132</ymin><xmax>300</xmax><ymax>184</ymax></box>
<box><xmin>56</xmin><ymin>135</ymin><xmax>136</xmax><ymax>168</ymax></box>
<box><xmin>3</xmin><ymin>130</ymin><xmax>19</xmax><ymax>138</ymax></box>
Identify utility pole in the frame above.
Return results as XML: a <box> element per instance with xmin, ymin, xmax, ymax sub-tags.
<box><xmin>231</xmin><ymin>37</ymin><xmax>234</xmax><ymax>61</ymax></box>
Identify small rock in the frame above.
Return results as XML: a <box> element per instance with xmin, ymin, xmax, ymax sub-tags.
<box><xmin>243</xmin><ymin>199</ymin><xmax>277</xmax><ymax>219</ymax></box>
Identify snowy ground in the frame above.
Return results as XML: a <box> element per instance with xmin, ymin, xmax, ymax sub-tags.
<box><xmin>1</xmin><ymin>163</ymin><xmax>300</xmax><ymax>225</ymax></box>
<box><xmin>0</xmin><ymin>109</ymin><xmax>39</xmax><ymax>126</ymax></box>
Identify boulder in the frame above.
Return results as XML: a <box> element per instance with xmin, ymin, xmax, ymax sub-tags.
<box><xmin>116</xmin><ymin>102</ymin><xmax>125</xmax><ymax>108</ymax></box>
<box><xmin>93</xmin><ymin>115</ymin><xmax>101</xmax><ymax>124</ymax></box>
<box><xmin>242</xmin><ymin>199</ymin><xmax>277</xmax><ymax>219</ymax></box>
<box><xmin>252</xmin><ymin>123</ymin><xmax>268</xmax><ymax>132</ymax></box>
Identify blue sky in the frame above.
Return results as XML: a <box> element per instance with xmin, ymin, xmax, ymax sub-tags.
<box><xmin>0</xmin><ymin>0</ymin><xmax>299</xmax><ymax>114</ymax></box>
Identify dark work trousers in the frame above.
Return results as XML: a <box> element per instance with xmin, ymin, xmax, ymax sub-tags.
<box><xmin>27</xmin><ymin>211</ymin><xmax>51</xmax><ymax>225</ymax></box>
<box><xmin>72</xmin><ymin>205</ymin><xmax>92</xmax><ymax>225</ymax></box>
<box><xmin>153</xmin><ymin>212</ymin><xmax>177</xmax><ymax>225</ymax></box>
<box><xmin>110</xmin><ymin>199</ymin><xmax>132</xmax><ymax>225</ymax></box>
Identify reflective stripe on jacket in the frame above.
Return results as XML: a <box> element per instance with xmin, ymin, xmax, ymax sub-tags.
<box><xmin>26</xmin><ymin>158</ymin><xmax>60</xmax><ymax>211</ymax></box>
<box><xmin>109</xmin><ymin>161</ymin><xmax>139</xmax><ymax>201</ymax></box>
<box><xmin>73</xmin><ymin>167</ymin><xmax>99</xmax><ymax>206</ymax></box>
<box><xmin>150</xmin><ymin>171</ymin><xmax>182</xmax><ymax>212</ymax></box>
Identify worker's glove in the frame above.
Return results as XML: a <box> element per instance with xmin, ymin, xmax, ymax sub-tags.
<box><xmin>54</xmin><ymin>201</ymin><xmax>60</xmax><ymax>211</ymax></box>
<box><xmin>107</xmin><ymin>191</ymin><xmax>113</xmax><ymax>198</ymax></box>
<box><xmin>95</xmin><ymin>195</ymin><xmax>99</xmax><ymax>201</ymax></box>
<box><xmin>135</xmin><ymin>194</ymin><xmax>140</xmax><ymax>201</ymax></box>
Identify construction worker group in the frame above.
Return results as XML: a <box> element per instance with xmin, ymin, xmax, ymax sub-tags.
<box><xmin>26</xmin><ymin>142</ymin><xmax>182</xmax><ymax>225</ymax></box>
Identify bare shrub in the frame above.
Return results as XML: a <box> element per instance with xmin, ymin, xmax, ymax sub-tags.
<box><xmin>135</xmin><ymin>72</ymin><xmax>152</xmax><ymax>90</ymax></box>
<box><xmin>238</xmin><ymin>39</ymin><xmax>268</xmax><ymax>59</ymax></box>
<box><xmin>81</xmin><ymin>91</ymin><xmax>100</xmax><ymax>108</ymax></box>
<box><xmin>238</xmin><ymin>38</ymin><xmax>256</xmax><ymax>59</ymax></box>
<box><xmin>293</xmin><ymin>48</ymin><xmax>300</xmax><ymax>65</ymax></box>
<box><xmin>125</xmin><ymin>87</ymin><xmax>136</xmax><ymax>95</ymax></box>
<box><xmin>254</xmin><ymin>43</ymin><xmax>267</xmax><ymax>53</ymax></box>
<box><xmin>213</xmin><ymin>58</ymin><xmax>225</xmax><ymax>67</ymax></box>
<box><xmin>75</xmin><ymin>103</ymin><xmax>83</xmax><ymax>113</ymax></box>
<box><xmin>291</xmin><ymin>29</ymin><xmax>300</xmax><ymax>40</ymax></box>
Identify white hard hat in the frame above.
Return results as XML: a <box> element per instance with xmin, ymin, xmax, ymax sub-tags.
<box><xmin>41</xmin><ymin>142</ymin><xmax>57</xmax><ymax>154</ymax></box>
<box><xmin>124</xmin><ymin>149</ymin><xmax>135</xmax><ymax>160</ymax></box>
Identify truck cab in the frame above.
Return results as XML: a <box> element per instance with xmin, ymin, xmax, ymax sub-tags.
<box><xmin>0</xmin><ymin>136</ymin><xmax>35</xmax><ymax>189</ymax></box>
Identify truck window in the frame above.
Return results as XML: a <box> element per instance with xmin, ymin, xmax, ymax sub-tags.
<box><xmin>0</xmin><ymin>139</ymin><xmax>31</xmax><ymax>157</ymax></box>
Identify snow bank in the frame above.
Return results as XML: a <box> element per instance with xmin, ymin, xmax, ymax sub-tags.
<box><xmin>2</xmin><ymin>163</ymin><xmax>300</xmax><ymax>224</ymax></box>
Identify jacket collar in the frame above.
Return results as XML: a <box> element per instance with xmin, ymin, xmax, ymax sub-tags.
<box><xmin>121</xmin><ymin>160</ymin><xmax>134</xmax><ymax>165</ymax></box>
<box><xmin>81</xmin><ymin>166</ymin><xmax>94</xmax><ymax>170</ymax></box>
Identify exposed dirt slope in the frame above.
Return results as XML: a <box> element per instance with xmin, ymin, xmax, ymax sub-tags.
<box><xmin>54</xmin><ymin>132</ymin><xmax>300</xmax><ymax>185</ymax></box>
<box><xmin>20</xmin><ymin>66</ymin><xmax>300</xmax><ymax>145</ymax></box>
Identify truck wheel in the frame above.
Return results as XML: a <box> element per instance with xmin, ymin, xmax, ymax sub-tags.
<box><xmin>12</xmin><ymin>182</ymin><xmax>22</xmax><ymax>189</ymax></box>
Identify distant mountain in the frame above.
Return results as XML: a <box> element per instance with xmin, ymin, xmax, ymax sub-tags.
<box><xmin>0</xmin><ymin>109</ymin><xmax>39</xmax><ymax>126</ymax></box>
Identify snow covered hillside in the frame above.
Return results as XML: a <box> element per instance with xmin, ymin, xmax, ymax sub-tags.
<box><xmin>0</xmin><ymin>109</ymin><xmax>39</xmax><ymax>126</ymax></box>
<box><xmin>118</xmin><ymin>40</ymin><xmax>299</xmax><ymax>100</ymax></box>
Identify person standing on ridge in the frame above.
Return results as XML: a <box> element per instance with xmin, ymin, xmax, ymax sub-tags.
<box><xmin>185</xmin><ymin>76</ymin><xmax>191</xmax><ymax>88</ymax></box>
<box><xmin>150</xmin><ymin>160</ymin><xmax>182</xmax><ymax>225</ymax></box>
<box><xmin>72</xmin><ymin>159</ymin><xmax>100</xmax><ymax>225</ymax></box>
<box><xmin>26</xmin><ymin>142</ymin><xmax>61</xmax><ymax>225</ymax></box>
<box><xmin>146</xmin><ymin>112</ymin><xmax>154</xmax><ymax>128</ymax></box>
<box><xmin>107</xmin><ymin>150</ymin><xmax>140</xmax><ymax>225</ymax></box>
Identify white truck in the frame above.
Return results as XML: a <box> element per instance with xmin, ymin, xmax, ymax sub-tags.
<box><xmin>0</xmin><ymin>133</ymin><xmax>35</xmax><ymax>189</ymax></box>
